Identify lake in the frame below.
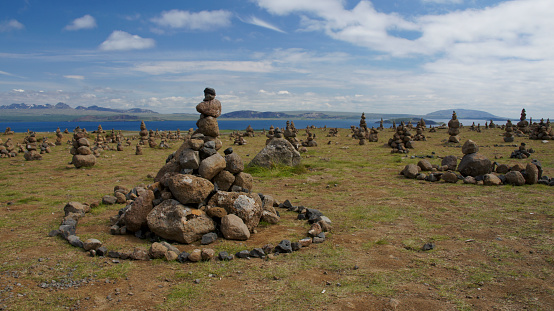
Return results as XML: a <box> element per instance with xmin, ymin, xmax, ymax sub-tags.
<box><xmin>0</xmin><ymin>119</ymin><xmax>495</xmax><ymax>133</ymax></box>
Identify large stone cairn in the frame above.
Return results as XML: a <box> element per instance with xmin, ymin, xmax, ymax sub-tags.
<box><xmin>109</xmin><ymin>88</ymin><xmax>280</xmax><ymax>244</ymax></box>
<box><xmin>388</xmin><ymin>121</ymin><xmax>414</xmax><ymax>153</ymax></box>
<box><xmin>23</xmin><ymin>132</ymin><xmax>42</xmax><ymax>161</ymax></box>
<box><xmin>70</xmin><ymin>129</ymin><xmax>96</xmax><ymax>168</ymax></box>
<box><xmin>504</xmin><ymin>120</ymin><xmax>515</xmax><ymax>142</ymax></box>
<box><xmin>516</xmin><ymin>109</ymin><xmax>530</xmax><ymax>134</ymax></box>
<box><xmin>447</xmin><ymin>111</ymin><xmax>461</xmax><ymax>143</ymax></box>
<box><xmin>139</xmin><ymin>121</ymin><xmax>148</xmax><ymax>145</ymax></box>
<box><xmin>529</xmin><ymin>118</ymin><xmax>553</xmax><ymax>140</ymax></box>
<box><xmin>55</xmin><ymin>127</ymin><xmax>63</xmax><ymax>145</ymax></box>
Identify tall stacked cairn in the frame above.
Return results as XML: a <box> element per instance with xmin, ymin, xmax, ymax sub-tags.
<box><xmin>139</xmin><ymin>121</ymin><xmax>148</xmax><ymax>145</ymax></box>
<box><xmin>504</xmin><ymin>120</ymin><xmax>515</xmax><ymax>142</ymax></box>
<box><xmin>529</xmin><ymin>118</ymin><xmax>553</xmax><ymax>140</ymax></box>
<box><xmin>283</xmin><ymin>121</ymin><xmax>299</xmax><ymax>149</ymax></box>
<box><xmin>55</xmin><ymin>127</ymin><xmax>63</xmax><ymax>145</ymax></box>
<box><xmin>447</xmin><ymin>111</ymin><xmax>461</xmax><ymax>143</ymax></box>
<box><xmin>388</xmin><ymin>121</ymin><xmax>414</xmax><ymax>153</ymax></box>
<box><xmin>40</xmin><ymin>137</ymin><xmax>52</xmax><ymax>154</ymax></box>
<box><xmin>516</xmin><ymin>109</ymin><xmax>530</xmax><ymax>134</ymax></box>
<box><xmin>70</xmin><ymin>128</ymin><xmax>96</xmax><ymax>168</ymax></box>
<box><xmin>110</xmin><ymin>88</ymin><xmax>280</xmax><ymax>243</ymax></box>
<box><xmin>23</xmin><ymin>132</ymin><xmax>42</xmax><ymax>161</ymax></box>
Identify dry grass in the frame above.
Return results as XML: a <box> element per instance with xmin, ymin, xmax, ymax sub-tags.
<box><xmin>0</xmin><ymin>126</ymin><xmax>553</xmax><ymax>311</ymax></box>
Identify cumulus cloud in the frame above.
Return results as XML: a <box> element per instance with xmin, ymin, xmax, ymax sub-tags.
<box><xmin>241</xmin><ymin>16</ymin><xmax>286</xmax><ymax>33</ymax></box>
<box><xmin>0</xmin><ymin>19</ymin><xmax>24</xmax><ymax>32</ymax></box>
<box><xmin>64</xmin><ymin>15</ymin><xmax>97</xmax><ymax>31</ymax></box>
<box><xmin>99</xmin><ymin>31</ymin><xmax>155</xmax><ymax>51</ymax></box>
<box><xmin>151</xmin><ymin>9</ymin><xmax>232</xmax><ymax>31</ymax></box>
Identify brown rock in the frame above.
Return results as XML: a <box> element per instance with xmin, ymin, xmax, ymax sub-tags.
<box><xmin>168</xmin><ymin>174</ymin><xmax>214</xmax><ymax>204</ymax></box>
<box><xmin>441</xmin><ymin>155</ymin><xmax>458</xmax><ymax>171</ymax></box>
<box><xmin>401</xmin><ymin>164</ymin><xmax>420</xmax><ymax>179</ymax></box>
<box><xmin>213</xmin><ymin>170</ymin><xmax>235</xmax><ymax>191</ymax></box>
<box><xmin>457</xmin><ymin>153</ymin><xmax>492</xmax><ymax>177</ymax></box>
<box><xmin>505</xmin><ymin>171</ymin><xmax>525</xmax><ymax>186</ymax></box>
<box><xmin>196</xmin><ymin>99</ymin><xmax>222</xmax><ymax>118</ymax></box>
<box><xmin>221</xmin><ymin>214</ymin><xmax>250</xmax><ymax>240</ymax></box>
<box><xmin>442</xmin><ymin>171</ymin><xmax>459</xmax><ymax>183</ymax></box>
<box><xmin>225</xmin><ymin>153</ymin><xmax>244</xmax><ymax>174</ymax></box>
<box><xmin>417</xmin><ymin>159</ymin><xmax>433</xmax><ymax>171</ymax></box>
<box><xmin>198</xmin><ymin>153</ymin><xmax>226</xmax><ymax>180</ymax></box>
<box><xmin>72</xmin><ymin>154</ymin><xmax>96</xmax><ymax>168</ymax></box>
<box><xmin>525</xmin><ymin>163</ymin><xmax>539</xmax><ymax>185</ymax></box>
<box><xmin>233</xmin><ymin>172</ymin><xmax>253</xmax><ymax>191</ymax></box>
<box><xmin>462</xmin><ymin>140</ymin><xmax>479</xmax><ymax>154</ymax></box>
<box><xmin>122</xmin><ymin>190</ymin><xmax>155</xmax><ymax>232</ymax></box>
<box><xmin>196</xmin><ymin>116</ymin><xmax>219</xmax><ymax>137</ymax></box>
<box><xmin>208</xmin><ymin>191</ymin><xmax>263</xmax><ymax>232</ymax></box>
<box><xmin>483</xmin><ymin>174</ymin><xmax>502</xmax><ymax>186</ymax></box>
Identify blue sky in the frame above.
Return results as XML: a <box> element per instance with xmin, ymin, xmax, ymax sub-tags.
<box><xmin>1</xmin><ymin>0</ymin><xmax>553</xmax><ymax>118</ymax></box>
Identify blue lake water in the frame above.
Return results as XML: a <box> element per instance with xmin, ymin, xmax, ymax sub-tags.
<box><xmin>0</xmin><ymin>119</ymin><xmax>494</xmax><ymax>133</ymax></box>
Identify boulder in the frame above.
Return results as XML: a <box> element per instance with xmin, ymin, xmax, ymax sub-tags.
<box><xmin>154</xmin><ymin>160</ymin><xmax>180</xmax><ymax>183</ymax></box>
<box><xmin>72</xmin><ymin>154</ymin><xmax>96</xmax><ymax>168</ymax></box>
<box><xmin>198</xmin><ymin>153</ymin><xmax>226</xmax><ymax>180</ymax></box>
<box><xmin>401</xmin><ymin>164</ymin><xmax>419</xmax><ymax>179</ymax></box>
<box><xmin>83</xmin><ymin>238</ymin><xmax>102</xmax><ymax>251</ymax></box>
<box><xmin>196</xmin><ymin>116</ymin><xmax>219</xmax><ymax>137</ymax></box>
<box><xmin>122</xmin><ymin>190</ymin><xmax>155</xmax><ymax>232</ymax></box>
<box><xmin>462</xmin><ymin>140</ymin><xmax>479</xmax><ymax>155</ymax></box>
<box><xmin>179</xmin><ymin>148</ymin><xmax>200</xmax><ymax>170</ymax></box>
<box><xmin>146</xmin><ymin>199</ymin><xmax>216</xmax><ymax>244</ymax></box>
<box><xmin>457</xmin><ymin>153</ymin><xmax>492</xmax><ymax>177</ymax></box>
<box><xmin>168</xmin><ymin>174</ymin><xmax>214</xmax><ymax>204</ymax></box>
<box><xmin>221</xmin><ymin>214</ymin><xmax>250</xmax><ymax>240</ymax></box>
<box><xmin>208</xmin><ymin>191</ymin><xmax>263</xmax><ymax>232</ymax></box>
<box><xmin>441</xmin><ymin>155</ymin><xmax>458</xmax><ymax>171</ymax></box>
<box><xmin>524</xmin><ymin>163</ymin><xmax>539</xmax><ymax>185</ymax></box>
<box><xmin>225</xmin><ymin>153</ymin><xmax>244</xmax><ymax>174</ymax></box>
<box><xmin>196</xmin><ymin>99</ymin><xmax>222</xmax><ymax>118</ymax></box>
<box><xmin>441</xmin><ymin>171</ymin><xmax>459</xmax><ymax>183</ymax></box>
<box><xmin>483</xmin><ymin>174</ymin><xmax>502</xmax><ymax>186</ymax></box>
<box><xmin>249</xmin><ymin>138</ymin><xmax>301</xmax><ymax>168</ymax></box>
<box><xmin>417</xmin><ymin>159</ymin><xmax>433</xmax><ymax>171</ymax></box>
<box><xmin>213</xmin><ymin>170</ymin><xmax>235</xmax><ymax>191</ymax></box>
<box><xmin>496</xmin><ymin>164</ymin><xmax>510</xmax><ymax>174</ymax></box>
<box><xmin>505</xmin><ymin>171</ymin><xmax>525</xmax><ymax>186</ymax></box>
<box><xmin>64</xmin><ymin>202</ymin><xmax>90</xmax><ymax>216</ymax></box>
<box><xmin>233</xmin><ymin>172</ymin><xmax>253</xmax><ymax>191</ymax></box>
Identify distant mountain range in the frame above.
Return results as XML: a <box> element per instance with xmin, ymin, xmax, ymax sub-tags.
<box><xmin>0</xmin><ymin>102</ymin><xmax>157</xmax><ymax>114</ymax></box>
<box><xmin>0</xmin><ymin>103</ymin><xmax>510</xmax><ymax>122</ymax></box>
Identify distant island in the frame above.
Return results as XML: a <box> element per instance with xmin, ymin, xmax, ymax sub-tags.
<box><xmin>0</xmin><ymin>102</ymin><xmax>510</xmax><ymax>122</ymax></box>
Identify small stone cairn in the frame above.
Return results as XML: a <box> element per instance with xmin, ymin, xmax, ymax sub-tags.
<box><xmin>301</xmin><ymin>129</ymin><xmax>317</xmax><ymax>147</ymax></box>
<box><xmin>0</xmin><ymin>138</ymin><xmax>17</xmax><ymax>158</ymax></box>
<box><xmin>55</xmin><ymin>127</ymin><xmax>63</xmax><ymax>145</ymax></box>
<box><xmin>139</xmin><ymin>121</ymin><xmax>148</xmax><ymax>145</ymax></box>
<box><xmin>388</xmin><ymin>121</ymin><xmax>414</xmax><ymax>153</ymax></box>
<box><xmin>447</xmin><ymin>111</ymin><xmax>461</xmax><ymax>143</ymax></box>
<box><xmin>23</xmin><ymin>132</ymin><xmax>42</xmax><ymax>161</ymax></box>
<box><xmin>4</xmin><ymin>127</ymin><xmax>14</xmax><ymax>135</ymax></box>
<box><xmin>70</xmin><ymin>129</ymin><xmax>96</xmax><ymax>168</ymax></box>
<box><xmin>413</xmin><ymin>123</ymin><xmax>426</xmax><ymax>141</ymax></box>
<box><xmin>510</xmin><ymin>142</ymin><xmax>534</xmax><ymax>159</ymax></box>
<box><xmin>504</xmin><ymin>120</ymin><xmax>515</xmax><ymax>142</ymax></box>
<box><xmin>39</xmin><ymin>137</ymin><xmax>52</xmax><ymax>154</ymax></box>
<box><xmin>244</xmin><ymin>125</ymin><xmax>255</xmax><ymax>137</ymax></box>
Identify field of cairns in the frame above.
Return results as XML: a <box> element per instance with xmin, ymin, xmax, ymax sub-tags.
<box><xmin>0</xmin><ymin>120</ymin><xmax>553</xmax><ymax>311</ymax></box>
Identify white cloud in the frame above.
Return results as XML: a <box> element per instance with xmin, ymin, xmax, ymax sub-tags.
<box><xmin>99</xmin><ymin>31</ymin><xmax>155</xmax><ymax>51</ymax></box>
<box><xmin>64</xmin><ymin>15</ymin><xmax>97</xmax><ymax>31</ymax></box>
<box><xmin>421</xmin><ymin>0</ymin><xmax>463</xmax><ymax>4</ymax></box>
<box><xmin>151</xmin><ymin>9</ymin><xmax>232</xmax><ymax>31</ymax></box>
<box><xmin>132</xmin><ymin>61</ymin><xmax>273</xmax><ymax>75</ymax></box>
<box><xmin>0</xmin><ymin>19</ymin><xmax>24</xmax><ymax>32</ymax></box>
<box><xmin>12</xmin><ymin>89</ymin><xmax>25</xmax><ymax>92</ymax></box>
<box><xmin>242</xmin><ymin>16</ymin><xmax>286</xmax><ymax>33</ymax></box>
<box><xmin>63</xmin><ymin>75</ymin><xmax>85</xmax><ymax>80</ymax></box>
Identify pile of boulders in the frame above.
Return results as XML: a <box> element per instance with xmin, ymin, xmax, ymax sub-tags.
<box><xmin>23</xmin><ymin>132</ymin><xmax>42</xmax><ymax>161</ymax></box>
<box><xmin>529</xmin><ymin>119</ymin><xmax>553</xmax><ymax>140</ymax></box>
<box><xmin>388</xmin><ymin>121</ymin><xmax>414</xmax><ymax>153</ymax></box>
<box><xmin>0</xmin><ymin>138</ymin><xmax>17</xmax><ymax>158</ymax></box>
<box><xmin>400</xmin><ymin>140</ymin><xmax>547</xmax><ymax>186</ymax></box>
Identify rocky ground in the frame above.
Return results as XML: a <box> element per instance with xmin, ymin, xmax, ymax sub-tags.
<box><xmin>0</xmin><ymin>125</ymin><xmax>552</xmax><ymax>310</ymax></box>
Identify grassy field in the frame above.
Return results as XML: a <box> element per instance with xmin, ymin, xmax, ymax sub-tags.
<box><xmin>0</xmin><ymin>125</ymin><xmax>552</xmax><ymax>310</ymax></box>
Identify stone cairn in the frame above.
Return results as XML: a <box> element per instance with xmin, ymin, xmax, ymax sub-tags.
<box><xmin>283</xmin><ymin>121</ymin><xmax>299</xmax><ymax>149</ymax></box>
<box><xmin>106</xmin><ymin>88</ymin><xmax>280</xmax><ymax>246</ymax></box>
<box><xmin>55</xmin><ymin>127</ymin><xmax>63</xmax><ymax>145</ymax></box>
<box><xmin>326</xmin><ymin>128</ymin><xmax>338</xmax><ymax>137</ymax></box>
<box><xmin>447</xmin><ymin>111</ymin><xmax>461</xmax><ymax>143</ymax></box>
<box><xmin>510</xmin><ymin>142</ymin><xmax>535</xmax><ymax>159</ymax></box>
<box><xmin>70</xmin><ymin>129</ymin><xmax>96</xmax><ymax>168</ymax></box>
<box><xmin>23</xmin><ymin>132</ymin><xmax>42</xmax><ymax>161</ymax></box>
<box><xmin>489</xmin><ymin>120</ymin><xmax>496</xmax><ymax>128</ymax></box>
<box><xmin>244</xmin><ymin>125</ymin><xmax>255</xmax><ymax>137</ymax></box>
<box><xmin>39</xmin><ymin>137</ymin><xmax>52</xmax><ymax>154</ymax></box>
<box><xmin>139</xmin><ymin>121</ymin><xmax>148</xmax><ymax>145</ymax></box>
<box><xmin>413</xmin><ymin>123</ymin><xmax>426</xmax><ymax>141</ymax></box>
<box><xmin>378</xmin><ymin>118</ymin><xmax>384</xmax><ymax>130</ymax></box>
<box><xmin>504</xmin><ymin>120</ymin><xmax>515</xmax><ymax>142</ymax></box>
<box><xmin>529</xmin><ymin>118</ymin><xmax>553</xmax><ymax>140</ymax></box>
<box><xmin>4</xmin><ymin>127</ymin><xmax>14</xmax><ymax>135</ymax></box>
<box><xmin>388</xmin><ymin>121</ymin><xmax>414</xmax><ymax>153</ymax></box>
<box><xmin>516</xmin><ymin>109</ymin><xmax>530</xmax><ymax>134</ymax></box>
<box><xmin>301</xmin><ymin>129</ymin><xmax>317</xmax><ymax>147</ymax></box>
<box><xmin>0</xmin><ymin>138</ymin><xmax>17</xmax><ymax>158</ymax></box>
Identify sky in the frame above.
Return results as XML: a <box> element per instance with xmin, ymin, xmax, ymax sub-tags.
<box><xmin>1</xmin><ymin>0</ymin><xmax>553</xmax><ymax>118</ymax></box>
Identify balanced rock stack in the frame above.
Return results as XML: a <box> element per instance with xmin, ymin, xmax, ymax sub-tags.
<box><xmin>447</xmin><ymin>111</ymin><xmax>461</xmax><ymax>143</ymax></box>
<box><xmin>367</xmin><ymin>127</ymin><xmax>379</xmax><ymax>142</ymax></box>
<box><xmin>284</xmin><ymin>121</ymin><xmax>299</xmax><ymax>149</ymax></box>
<box><xmin>139</xmin><ymin>121</ymin><xmax>148</xmax><ymax>145</ymax></box>
<box><xmin>244</xmin><ymin>125</ymin><xmax>255</xmax><ymax>137</ymax></box>
<box><xmin>110</xmin><ymin>88</ymin><xmax>280</xmax><ymax>244</ymax></box>
<box><xmin>516</xmin><ymin>109</ymin><xmax>530</xmax><ymax>134</ymax></box>
<box><xmin>4</xmin><ymin>127</ymin><xmax>15</xmax><ymax>135</ymax></box>
<box><xmin>39</xmin><ymin>137</ymin><xmax>52</xmax><ymax>154</ymax></box>
<box><xmin>503</xmin><ymin>120</ymin><xmax>515</xmax><ymax>142</ymax></box>
<box><xmin>55</xmin><ymin>127</ymin><xmax>63</xmax><ymax>145</ymax></box>
<box><xmin>23</xmin><ymin>132</ymin><xmax>42</xmax><ymax>161</ymax></box>
<box><xmin>0</xmin><ymin>138</ymin><xmax>17</xmax><ymax>158</ymax></box>
<box><xmin>301</xmin><ymin>129</ymin><xmax>317</xmax><ymax>147</ymax></box>
<box><xmin>70</xmin><ymin>129</ymin><xmax>96</xmax><ymax>168</ymax></box>
<box><xmin>388</xmin><ymin>121</ymin><xmax>414</xmax><ymax>153</ymax></box>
